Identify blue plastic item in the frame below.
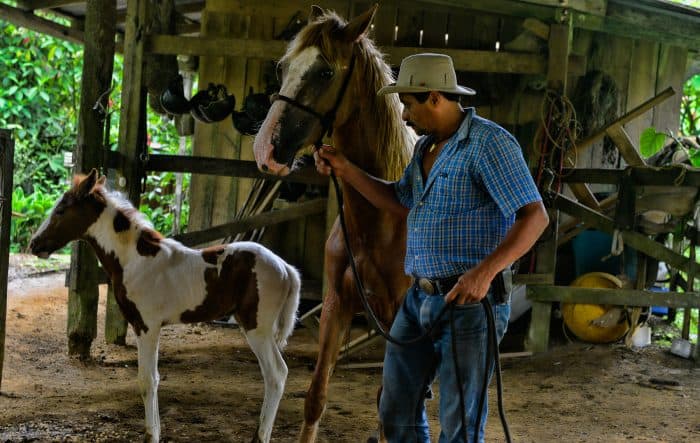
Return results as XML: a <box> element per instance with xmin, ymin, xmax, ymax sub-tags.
<box><xmin>571</xmin><ymin>230</ymin><xmax>637</xmax><ymax>280</ymax></box>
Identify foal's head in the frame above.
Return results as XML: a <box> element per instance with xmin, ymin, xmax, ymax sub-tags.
<box><xmin>253</xmin><ymin>5</ymin><xmax>378</xmax><ymax>175</ymax></box>
<box><xmin>30</xmin><ymin>169</ymin><xmax>106</xmax><ymax>258</ymax></box>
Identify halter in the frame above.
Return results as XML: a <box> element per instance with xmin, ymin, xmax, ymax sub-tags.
<box><xmin>271</xmin><ymin>51</ymin><xmax>357</xmax><ymax>148</ymax></box>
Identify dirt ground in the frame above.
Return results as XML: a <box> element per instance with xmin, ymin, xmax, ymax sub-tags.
<box><xmin>0</xmin><ymin>255</ymin><xmax>699</xmax><ymax>442</ymax></box>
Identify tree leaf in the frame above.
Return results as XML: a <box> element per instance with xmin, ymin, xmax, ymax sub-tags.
<box><xmin>640</xmin><ymin>127</ymin><xmax>667</xmax><ymax>158</ymax></box>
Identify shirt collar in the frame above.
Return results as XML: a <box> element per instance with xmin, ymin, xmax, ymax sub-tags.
<box><xmin>455</xmin><ymin>107</ymin><xmax>475</xmax><ymax>144</ymax></box>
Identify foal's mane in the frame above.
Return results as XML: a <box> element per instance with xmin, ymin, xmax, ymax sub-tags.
<box><xmin>72</xmin><ymin>174</ymin><xmax>158</xmax><ymax>235</ymax></box>
<box><xmin>283</xmin><ymin>10</ymin><xmax>414</xmax><ymax>181</ymax></box>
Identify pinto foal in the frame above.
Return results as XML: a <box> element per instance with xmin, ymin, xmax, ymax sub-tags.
<box><xmin>29</xmin><ymin>169</ymin><xmax>301</xmax><ymax>443</ymax></box>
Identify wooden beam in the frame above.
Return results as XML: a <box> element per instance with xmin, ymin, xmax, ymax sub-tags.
<box><xmin>142</xmin><ymin>154</ymin><xmax>329</xmax><ymax>186</ymax></box>
<box><xmin>605</xmin><ymin>125</ymin><xmax>646</xmax><ymax>167</ymax></box>
<box><xmin>560</xmin><ymin>166</ymin><xmax>700</xmax><ymax>186</ymax></box>
<box><xmin>20</xmin><ymin>0</ymin><xmax>82</xmax><ymax>9</ymax></box>
<box><xmin>575</xmin><ymin>87</ymin><xmax>675</xmax><ymax>154</ymax></box>
<box><xmin>528</xmin><ymin>286</ymin><xmax>700</xmax><ymax>309</ymax></box>
<box><xmin>0</xmin><ymin>130</ymin><xmax>15</xmax><ymax>390</ymax></box>
<box><xmin>146</xmin><ymin>34</ymin><xmax>287</xmax><ymax>58</ymax></box>
<box><xmin>549</xmin><ymin>190</ymin><xmax>700</xmax><ymax>276</ymax></box>
<box><xmin>147</xmin><ymin>34</ymin><xmax>586</xmax><ymax>75</ymax></box>
<box><xmin>522</xmin><ymin>17</ymin><xmax>550</xmax><ymax>40</ymax></box>
<box><xmin>173</xmin><ymin>198</ymin><xmax>327</xmax><ymax>246</ymax></box>
<box><xmin>0</xmin><ymin>3</ymin><xmax>83</xmax><ymax>44</ymax></box>
<box><xmin>572</xmin><ymin>3</ymin><xmax>700</xmax><ymax>49</ymax></box>
<box><xmin>385</xmin><ymin>47</ymin><xmax>585</xmax><ymax>75</ymax></box>
<box><xmin>66</xmin><ymin>0</ymin><xmax>116</xmax><ymax>358</ymax></box>
<box><xmin>518</xmin><ymin>0</ymin><xmax>606</xmax><ymax>16</ymax></box>
<box><xmin>116</xmin><ymin>0</ymin><xmax>147</xmax><ymax>205</ymax></box>
<box><xmin>417</xmin><ymin>0</ymin><xmax>556</xmax><ymax>21</ymax></box>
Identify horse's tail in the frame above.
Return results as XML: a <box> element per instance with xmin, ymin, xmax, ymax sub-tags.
<box><xmin>275</xmin><ymin>263</ymin><xmax>301</xmax><ymax>349</ymax></box>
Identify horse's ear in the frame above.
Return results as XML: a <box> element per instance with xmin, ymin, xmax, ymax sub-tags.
<box><xmin>342</xmin><ymin>3</ymin><xmax>378</xmax><ymax>42</ymax></box>
<box><xmin>309</xmin><ymin>5</ymin><xmax>324</xmax><ymax>22</ymax></box>
<box><xmin>76</xmin><ymin>169</ymin><xmax>98</xmax><ymax>198</ymax></box>
<box><xmin>97</xmin><ymin>175</ymin><xmax>107</xmax><ymax>186</ymax></box>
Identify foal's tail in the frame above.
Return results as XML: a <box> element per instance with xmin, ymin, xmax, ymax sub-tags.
<box><xmin>275</xmin><ymin>263</ymin><xmax>301</xmax><ymax>349</ymax></box>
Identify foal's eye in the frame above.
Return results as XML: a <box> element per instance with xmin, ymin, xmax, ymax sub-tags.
<box><xmin>320</xmin><ymin>69</ymin><xmax>334</xmax><ymax>80</ymax></box>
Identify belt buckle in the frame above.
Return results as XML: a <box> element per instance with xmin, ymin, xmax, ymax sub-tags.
<box><xmin>418</xmin><ymin>278</ymin><xmax>435</xmax><ymax>295</ymax></box>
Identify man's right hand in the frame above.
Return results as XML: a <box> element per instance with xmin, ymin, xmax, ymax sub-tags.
<box><xmin>314</xmin><ymin>144</ymin><xmax>348</xmax><ymax>177</ymax></box>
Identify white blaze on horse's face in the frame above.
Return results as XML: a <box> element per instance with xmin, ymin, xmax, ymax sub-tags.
<box><xmin>254</xmin><ymin>46</ymin><xmax>330</xmax><ymax>176</ymax></box>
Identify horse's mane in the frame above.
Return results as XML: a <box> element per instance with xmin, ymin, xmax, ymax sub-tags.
<box><xmin>283</xmin><ymin>10</ymin><xmax>414</xmax><ymax>181</ymax></box>
<box><xmin>71</xmin><ymin>174</ymin><xmax>158</xmax><ymax>235</ymax></box>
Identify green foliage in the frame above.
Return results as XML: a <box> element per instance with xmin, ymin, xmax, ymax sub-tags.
<box><xmin>10</xmin><ymin>186</ymin><xmax>64</xmax><ymax>252</ymax></box>
<box><xmin>639</xmin><ymin>127</ymin><xmax>668</xmax><ymax>158</ymax></box>
<box><xmin>680</xmin><ymin>74</ymin><xmax>700</xmax><ymax>137</ymax></box>
<box><xmin>1</xmin><ymin>18</ymin><xmax>191</xmax><ymax>250</ymax></box>
<box><xmin>0</xmin><ymin>19</ymin><xmax>79</xmax><ymax>194</ymax></box>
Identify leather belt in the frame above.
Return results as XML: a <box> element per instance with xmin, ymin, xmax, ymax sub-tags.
<box><xmin>416</xmin><ymin>275</ymin><xmax>460</xmax><ymax>295</ymax></box>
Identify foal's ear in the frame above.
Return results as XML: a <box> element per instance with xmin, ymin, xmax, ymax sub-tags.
<box><xmin>342</xmin><ymin>3</ymin><xmax>378</xmax><ymax>42</ymax></box>
<box><xmin>309</xmin><ymin>5</ymin><xmax>324</xmax><ymax>22</ymax></box>
<box><xmin>97</xmin><ymin>175</ymin><xmax>107</xmax><ymax>186</ymax></box>
<box><xmin>76</xmin><ymin>168</ymin><xmax>99</xmax><ymax>199</ymax></box>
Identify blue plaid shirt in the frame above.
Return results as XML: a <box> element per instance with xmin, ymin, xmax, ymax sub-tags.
<box><xmin>394</xmin><ymin>108</ymin><xmax>542</xmax><ymax>279</ymax></box>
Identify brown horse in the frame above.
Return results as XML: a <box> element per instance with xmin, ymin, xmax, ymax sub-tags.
<box><xmin>253</xmin><ymin>4</ymin><xmax>416</xmax><ymax>441</ymax></box>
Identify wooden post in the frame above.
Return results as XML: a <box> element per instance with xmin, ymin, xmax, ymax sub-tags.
<box><xmin>117</xmin><ymin>0</ymin><xmax>148</xmax><ymax>206</ymax></box>
<box><xmin>67</xmin><ymin>0</ymin><xmax>117</xmax><ymax>357</ymax></box>
<box><xmin>0</xmin><ymin>130</ymin><xmax>14</xmax><ymax>390</ymax></box>
<box><xmin>526</xmin><ymin>19</ymin><xmax>570</xmax><ymax>353</ymax></box>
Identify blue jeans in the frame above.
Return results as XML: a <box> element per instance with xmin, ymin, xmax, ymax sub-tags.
<box><xmin>379</xmin><ymin>283</ymin><xmax>510</xmax><ymax>443</ymax></box>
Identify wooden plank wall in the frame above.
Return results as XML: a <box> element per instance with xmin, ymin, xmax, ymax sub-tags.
<box><xmin>187</xmin><ymin>0</ymin><xmax>690</xmax><ymax>287</ymax></box>
<box><xmin>189</xmin><ymin>0</ymin><xmax>347</xmax><ymax>285</ymax></box>
<box><xmin>571</xmin><ymin>30</ymin><xmax>687</xmax><ymax>178</ymax></box>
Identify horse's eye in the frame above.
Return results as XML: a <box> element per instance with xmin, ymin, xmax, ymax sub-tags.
<box><xmin>320</xmin><ymin>69</ymin><xmax>334</xmax><ymax>80</ymax></box>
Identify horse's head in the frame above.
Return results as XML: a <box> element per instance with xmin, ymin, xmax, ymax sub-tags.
<box><xmin>253</xmin><ymin>4</ymin><xmax>378</xmax><ymax>175</ymax></box>
<box><xmin>30</xmin><ymin>169</ymin><xmax>106</xmax><ymax>258</ymax></box>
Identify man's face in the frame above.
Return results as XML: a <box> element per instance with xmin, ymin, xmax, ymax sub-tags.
<box><xmin>399</xmin><ymin>93</ymin><xmax>432</xmax><ymax>136</ymax></box>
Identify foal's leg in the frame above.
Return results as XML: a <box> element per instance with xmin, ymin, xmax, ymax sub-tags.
<box><xmin>136</xmin><ymin>329</ymin><xmax>161</xmax><ymax>442</ymax></box>
<box><xmin>245</xmin><ymin>330</ymin><xmax>288</xmax><ymax>443</ymax></box>
<box><xmin>300</xmin><ymin>288</ymin><xmax>355</xmax><ymax>443</ymax></box>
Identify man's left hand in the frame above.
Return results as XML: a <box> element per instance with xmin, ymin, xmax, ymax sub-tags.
<box><xmin>444</xmin><ymin>267</ymin><xmax>493</xmax><ymax>305</ymax></box>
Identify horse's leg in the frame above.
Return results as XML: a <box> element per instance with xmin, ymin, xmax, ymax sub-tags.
<box><xmin>300</xmin><ymin>288</ymin><xmax>354</xmax><ymax>442</ymax></box>
<box><xmin>136</xmin><ymin>328</ymin><xmax>161</xmax><ymax>443</ymax></box>
<box><xmin>245</xmin><ymin>330</ymin><xmax>288</xmax><ymax>443</ymax></box>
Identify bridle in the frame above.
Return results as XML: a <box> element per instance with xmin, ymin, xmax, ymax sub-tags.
<box><xmin>270</xmin><ymin>51</ymin><xmax>357</xmax><ymax>149</ymax></box>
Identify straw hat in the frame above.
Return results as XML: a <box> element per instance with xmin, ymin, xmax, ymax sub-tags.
<box><xmin>377</xmin><ymin>53</ymin><xmax>476</xmax><ymax>96</ymax></box>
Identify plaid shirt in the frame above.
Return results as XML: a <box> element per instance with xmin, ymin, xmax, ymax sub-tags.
<box><xmin>394</xmin><ymin>108</ymin><xmax>542</xmax><ymax>279</ymax></box>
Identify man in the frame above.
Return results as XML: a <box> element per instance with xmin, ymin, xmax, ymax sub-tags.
<box><xmin>315</xmin><ymin>53</ymin><xmax>549</xmax><ymax>442</ymax></box>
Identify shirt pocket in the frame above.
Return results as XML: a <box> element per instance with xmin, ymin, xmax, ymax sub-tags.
<box><xmin>424</xmin><ymin>168</ymin><xmax>476</xmax><ymax>215</ymax></box>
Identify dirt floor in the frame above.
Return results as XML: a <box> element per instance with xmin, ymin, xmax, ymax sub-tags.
<box><xmin>0</xmin><ymin>254</ymin><xmax>699</xmax><ymax>442</ymax></box>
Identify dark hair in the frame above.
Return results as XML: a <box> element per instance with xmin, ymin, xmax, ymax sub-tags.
<box><xmin>408</xmin><ymin>91</ymin><xmax>462</xmax><ymax>104</ymax></box>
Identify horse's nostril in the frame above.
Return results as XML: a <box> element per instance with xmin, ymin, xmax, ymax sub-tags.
<box><xmin>261</xmin><ymin>164</ymin><xmax>269</xmax><ymax>171</ymax></box>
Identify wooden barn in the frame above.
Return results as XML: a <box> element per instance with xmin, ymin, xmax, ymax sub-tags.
<box><xmin>2</xmin><ymin>0</ymin><xmax>700</xmax><ymax>370</ymax></box>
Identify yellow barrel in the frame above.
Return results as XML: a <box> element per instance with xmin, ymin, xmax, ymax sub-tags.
<box><xmin>561</xmin><ymin>272</ymin><xmax>630</xmax><ymax>343</ymax></box>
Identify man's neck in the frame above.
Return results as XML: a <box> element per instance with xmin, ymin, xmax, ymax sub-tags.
<box><xmin>432</xmin><ymin>107</ymin><xmax>466</xmax><ymax>143</ymax></box>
